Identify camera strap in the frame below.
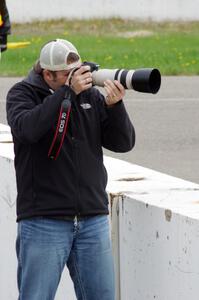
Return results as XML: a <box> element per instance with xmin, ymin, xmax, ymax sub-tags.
<box><xmin>48</xmin><ymin>98</ymin><xmax>71</xmax><ymax>160</ymax></box>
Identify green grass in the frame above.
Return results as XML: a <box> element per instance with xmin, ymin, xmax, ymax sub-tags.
<box><xmin>1</xmin><ymin>19</ymin><xmax>199</xmax><ymax>76</ymax></box>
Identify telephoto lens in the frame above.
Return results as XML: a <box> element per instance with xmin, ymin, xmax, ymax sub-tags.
<box><xmin>92</xmin><ymin>68</ymin><xmax>161</xmax><ymax>94</ymax></box>
<box><xmin>82</xmin><ymin>62</ymin><xmax>161</xmax><ymax>94</ymax></box>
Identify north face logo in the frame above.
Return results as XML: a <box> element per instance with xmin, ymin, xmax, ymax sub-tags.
<box><xmin>80</xmin><ymin>103</ymin><xmax>92</xmax><ymax>110</ymax></box>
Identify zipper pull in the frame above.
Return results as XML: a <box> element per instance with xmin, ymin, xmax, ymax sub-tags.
<box><xmin>74</xmin><ymin>215</ymin><xmax>78</xmax><ymax>227</ymax></box>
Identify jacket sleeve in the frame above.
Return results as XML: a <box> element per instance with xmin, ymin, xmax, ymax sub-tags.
<box><xmin>6</xmin><ymin>83</ymin><xmax>76</xmax><ymax>144</ymax></box>
<box><xmin>95</xmin><ymin>89</ymin><xmax>136</xmax><ymax>153</ymax></box>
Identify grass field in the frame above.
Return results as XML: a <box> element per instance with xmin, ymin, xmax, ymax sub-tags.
<box><xmin>0</xmin><ymin>19</ymin><xmax>199</xmax><ymax>76</ymax></box>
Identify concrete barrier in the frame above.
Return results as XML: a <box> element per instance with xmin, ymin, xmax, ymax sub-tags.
<box><xmin>1</xmin><ymin>123</ymin><xmax>199</xmax><ymax>299</ymax></box>
<box><xmin>106</xmin><ymin>157</ymin><xmax>199</xmax><ymax>299</ymax></box>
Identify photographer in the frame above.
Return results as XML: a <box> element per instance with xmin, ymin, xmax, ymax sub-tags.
<box><xmin>6</xmin><ymin>39</ymin><xmax>135</xmax><ymax>300</ymax></box>
<box><xmin>0</xmin><ymin>0</ymin><xmax>11</xmax><ymax>52</ymax></box>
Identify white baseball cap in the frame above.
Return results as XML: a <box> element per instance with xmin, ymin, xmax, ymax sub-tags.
<box><xmin>39</xmin><ymin>39</ymin><xmax>81</xmax><ymax>71</ymax></box>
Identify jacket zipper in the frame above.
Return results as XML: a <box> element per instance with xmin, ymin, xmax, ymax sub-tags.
<box><xmin>73</xmin><ymin>137</ymin><xmax>81</xmax><ymax>217</ymax></box>
<box><xmin>74</xmin><ymin>215</ymin><xmax>78</xmax><ymax>227</ymax></box>
<box><xmin>71</xmin><ymin>106</ymin><xmax>81</xmax><ymax>217</ymax></box>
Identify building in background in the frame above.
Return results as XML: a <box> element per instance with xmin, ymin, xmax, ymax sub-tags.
<box><xmin>6</xmin><ymin>0</ymin><xmax>199</xmax><ymax>23</ymax></box>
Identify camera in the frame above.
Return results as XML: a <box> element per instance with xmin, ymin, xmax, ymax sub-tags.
<box><xmin>82</xmin><ymin>61</ymin><xmax>161</xmax><ymax>94</ymax></box>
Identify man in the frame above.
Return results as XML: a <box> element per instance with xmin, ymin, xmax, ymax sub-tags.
<box><xmin>0</xmin><ymin>0</ymin><xmax>11</xmax><ymax>52</ymax></box>
<box><xmin>6</xmin><ymin>39</ymin><xmax>135</xmax><ymax>300</ymax></box>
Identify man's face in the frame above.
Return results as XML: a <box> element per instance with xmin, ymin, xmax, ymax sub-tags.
<box><xmin>43</xmin><ymin>58</ymin><xmax>82</xmax><ymax>90</ymax></box>
<box><xmin>48</xmin><ymin>69</ymin><xmax>72</xmax><ymax>90</ymax></box>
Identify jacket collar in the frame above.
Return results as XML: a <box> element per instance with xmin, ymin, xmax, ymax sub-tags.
<box><xmin>23</xmin><ymin>69</ymin><xmax>52</xmax><ymax>93</ymax></box>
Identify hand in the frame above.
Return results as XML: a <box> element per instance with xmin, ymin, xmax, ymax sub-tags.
<box><xmin>67</xmin><ymin>65</ymin><xmax>93</xmax><ymax>95</ymax></box>
<box><xmin>104</xmin><ymin>80</ymin><xmax>125</xmax><ymax>106</ymax></box>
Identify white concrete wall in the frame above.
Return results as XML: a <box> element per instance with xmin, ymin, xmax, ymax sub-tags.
<box><xmin>111</xmin><ymin>194</ymin><xmax>199</xmax><ymax>299</ymax></box>
<box><xmin>105</xmin><ymin>157</ymin><xmax>199</xmax><ymax>299</ymax></box>
<box><xmin>6</xmin><ymin>0</ymin><xmax>199</xmax><ymax>22</ymax></box>
<box><xmin>1</xmin><ymin>123</ymin><xmax>199</xmax><ymax>299</ymax></box>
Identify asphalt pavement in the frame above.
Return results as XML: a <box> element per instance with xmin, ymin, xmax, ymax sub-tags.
<box><xmin>1</xmin><ymin>76</ymin><xmax>199</xmax><ymax>183</ymax></box>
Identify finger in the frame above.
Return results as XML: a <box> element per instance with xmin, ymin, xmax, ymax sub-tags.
<box><xmin>104</xmin><ymin>79</ymin><xmax>116</xmax><ymax>89</ymax></box>
<box><xmin>81</xmin><ymin>70</ymin><xmax>92</xmax><ymax>77</ymax></box>
<box><xmin>71</xmin><ymin>73</ymin><xmax>92</xmax><ymax>89</ymax></box>
<box><xmin>111</xmin><ymin>80</ymin><xmax>125</xmax><ymax>99</ymax></box>
<box><xmin>75</xmin><ymin>65</ymin><xmax>91</xmax><ymax>76</ymax></box>
<box><xmin>104</xmin><ymin>86</ymin><xmax>111</xmax><ymax>96</ymax></box>
<box><xmin>104</xmin><ymin>83</ymin><xmax>116</xmax><ymax>98</ymax></box>
<box><xmin>104</xmin><ymin>85</ymin><xmax>121</xmax><ymax>101</ymax></box>
<box><xmin>82</xmin><ymin>72</ymin><xmax>93</xmax><ymax>82</ymax></box>
<box><xmin>73</xmin><ymin>72</ymin><xmax>92</xmax><ymax>87</ymax></box>
<box><xmin>66</xmin><ymin>68</ymin><xmax>78</xmax><ymax>86</ymax></box>
<box><xmin>80</xmin><ymin>77</ymin><xmax>92</xmax><ymax>86</ymax></box>
<box><xmin>84</xmin><ymin>77</ymin><xmax>93</xmax><ymax>84</ymax></box>
<box><xmin>105</xmin><ymin>79</ymin><xmax>124</xmax><ymax>92</ymax></box>
<box><xmin>113</xmin><ymin>80</ymin><xmax>125</xmax><ymax>93</ymax></box>
<box><xmin>105</xmin><ymin>94</ymin><xmax>116</xmax><ymax>106</ymax></box>
<box><xmin>104</xmin><ymin>80</ymin><xmax>121</xmax><ymax>96</ymax></box>
<box><xmin>82</xmin><ymin>82</ymin><xmax>92</xmax><ymax>91</ymax></box>
<box><xmin>104</xmin><ymin>80</ymin><xmax>117</xmax><ymax>93</ymax></box>
<box><xmin>104</xmin><ymin>88</ymin><xmax>118</xmax><ymax>105</ymax></box>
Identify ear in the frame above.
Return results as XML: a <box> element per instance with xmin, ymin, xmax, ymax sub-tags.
<box><xmin>43</xmin><ymin>69</ymin><xmax>53</xmax><ymax>81</ymax></box>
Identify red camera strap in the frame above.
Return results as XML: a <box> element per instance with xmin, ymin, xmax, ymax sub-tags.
<box><xmin>48</xmin><ymin>99</ymin><xmax>71</xmax><ymax>160</ymax></box>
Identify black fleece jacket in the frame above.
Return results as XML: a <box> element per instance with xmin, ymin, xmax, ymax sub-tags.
<box><xmin>6</xmin><ymin>69</ymin><xmax>135</xmax><ymax>221</ymax></box>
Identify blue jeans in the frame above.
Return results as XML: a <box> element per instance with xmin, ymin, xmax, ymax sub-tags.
<box><xmin>16</xmin><ymin>215</ymin><xmax>115</xmax><ymax>300</ymax></box>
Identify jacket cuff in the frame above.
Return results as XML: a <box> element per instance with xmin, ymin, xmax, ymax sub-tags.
<box><xmin>105</xmin><ymin>99</ymin><xmax>124</xmax><ymax>112</ymax></box>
